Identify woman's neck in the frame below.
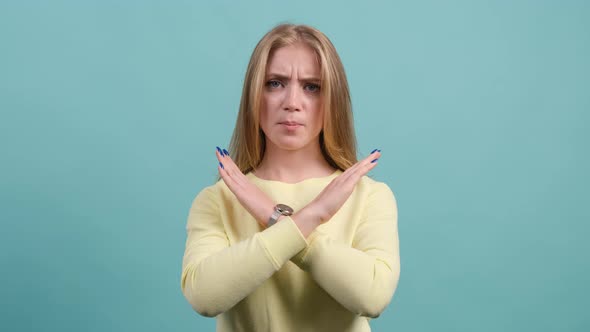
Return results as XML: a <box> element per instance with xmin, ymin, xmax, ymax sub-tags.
<box><xmin>253</xmin><ymin>141</ymin><xmax>336</xmax><ymax>183</ymax></box>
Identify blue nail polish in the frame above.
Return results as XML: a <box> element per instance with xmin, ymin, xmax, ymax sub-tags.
<box><xmin>378</xmin><ymin>149</ymin><xmax>381</xmax><ymax>152</ymax></box>
<box><xmin>219</xmin><ymin>162</ymin><xmax>224</xmax><ymax>169</ymax></box>
<box><xmin>371</xmin><ymin>149</ymin><xmax>378</xmax><ymax>153</ymax></box>
<box><xmin>371</xmin><ymin>158</ymin><xmax>379</xmax><ymax>163</ymax></box>
<box><xmin>216</xmin><ymin>146</ymin><xmax>222</xmax><ymax>154</ymax></box>
<box><xmin>223</xmin><ymin>148</ymin><xmax>229</xmax><ymax>156</ymax></box>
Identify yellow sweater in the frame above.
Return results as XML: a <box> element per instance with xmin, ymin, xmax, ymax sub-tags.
<box><xmin>180</xmin><ymin>170</ymin><xmax>400</xmax><ymax>332</ymax></box>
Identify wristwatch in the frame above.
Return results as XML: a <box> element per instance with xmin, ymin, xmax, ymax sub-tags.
<box><xmin>267</xmin><ymin>203</ymin><xmax>294</xmax><ymax>227</ymax></box>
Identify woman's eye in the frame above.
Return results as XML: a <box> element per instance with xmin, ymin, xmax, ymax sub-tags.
<box><xmin>266</xmin><ymin>80</ymin><xmax>282</xmax><ymax>88</ymax></box>
<box><xmin>304</xmin><ymin>84</ymin><xmax>320</xmax><ymax>92</ymax></box>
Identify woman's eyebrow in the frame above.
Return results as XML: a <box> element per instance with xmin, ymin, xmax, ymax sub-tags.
<box><xmin>266</xmin><ymin>73</ymin><xmax>320</xmax><ymax>82</ymax></box>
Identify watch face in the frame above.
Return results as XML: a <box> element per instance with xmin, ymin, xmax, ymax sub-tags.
<box><xmin>276</xmin><ymin>204</ymin><xmax>293</xmax><ymax>216</ymax></box>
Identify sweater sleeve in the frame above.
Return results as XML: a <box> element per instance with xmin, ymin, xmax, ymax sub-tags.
<box><xmin>180</xmin><ymin>185</ymin><xmax>308</xmax><ymax>317</ymax></box>
<box><xmin>290</xmin><ymin>182</ymin><xmax>400</xmax><ymax>318</ymax></box>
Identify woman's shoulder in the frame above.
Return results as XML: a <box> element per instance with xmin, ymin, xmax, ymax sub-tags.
<box><xmin>357</xmin><ymin>175</ymin><xmax>397</xmax><ymax>201</ymax></box>
<box><xmin>189</xmin><ymin>179</ymin><xmax>228</xmax><ymax>206</ymax></box>
<box><xmin>358</xmin><ymin>174</ymin><xmax>392</xmax><ymax>189</ymax></box>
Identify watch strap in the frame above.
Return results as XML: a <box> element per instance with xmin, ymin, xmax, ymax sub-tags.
<box><xmin>267</xmin><ymin>209</ymin><xmax>282</xmax><ymax>227</ymax></box>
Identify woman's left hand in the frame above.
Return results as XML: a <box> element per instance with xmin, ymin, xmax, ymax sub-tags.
<box><xmin>215</xmin><ymin>147</ymin><xmax>275</xmax><ymax>228</ymax></box>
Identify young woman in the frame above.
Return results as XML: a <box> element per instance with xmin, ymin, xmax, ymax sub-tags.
<box><xmin>181</xmin><ymin>23</ymin><xmax>400</xmax><ymax>332</ymax></box>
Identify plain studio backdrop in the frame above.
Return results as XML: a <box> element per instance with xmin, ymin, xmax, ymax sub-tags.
<box><xmin>1</xmin><ymin>1</ymin><xmax>588</xmax><ymax>331</ymax></box>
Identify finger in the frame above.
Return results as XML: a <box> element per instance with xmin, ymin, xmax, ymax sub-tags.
<box><xmin>344</xmin><ymin>149</ymin><xmax>381</xmax><ymax>175</ymax></box>
<box><xmin>216</xmin><ymin>147</ymin><xmax>241</xmax><ymax>174</ymax></box>
<box><xmin>340</xmin><ymin>150</ymin><xmax>381</xmax><ymax>189</ymax></box>
<box><xmin>366</xmin><ymin>149</ymin><xmax>382</xmax><ymax>161</ymax></box>
<box><xmin>217</xmin><ymin>159</ymin><xmax>230</xmax><ymax>182</ymax></box>
<box><xmin>216</xmin><ymin>149</ymin><xmax>237</xmax><ymax>181</ymax></box>
<box><xmin>353</xmin><ymin>150</ymin><xmax>381</xmax><ymax>176</ymax></box>
<box><xmin>215</xmin><ymin>147</ymin><xmax>226</xmax><ymax>164</ymax></box>
<box><xmin>216</xmin><ymin>147</ymin><xmax>251</xmax><ymax>190</ymax></box>
<box><xmin>215</xmin><ymin>147</ymin><xmax>238</xmax><ymax>177</ymax></box>
<box><xmin>216</xmin><ymin>148</ymin><xmax>235</xmax><ymax>183</ymax></box>
<box><xmin>339</xmin><ymin>149</ymin><xmax>381</xmax><ymax>183</ymax></box>
<box><xmin>348</xmin><ymin>154</ymin><xmax>379</xmax><ymax>183</ymax></box>
<box><xmin>218</xmin><ymin>161</ymin><xmax>245</xmax><ymax>196</ymax></box>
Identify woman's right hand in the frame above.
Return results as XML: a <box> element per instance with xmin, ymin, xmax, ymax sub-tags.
<box><xmin>302</xmin><ymin>149</ymin><xmax>382</xmax><ymax>227</ymax></box>
<box><xmin>215</xmin><ymin>147</ymin><xmax>276</xmax><ymax>228</ymax></box>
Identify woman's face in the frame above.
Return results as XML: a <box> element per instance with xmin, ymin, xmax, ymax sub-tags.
<box><xmin>260</xmin><ymin>43</ymin><xmax>323</xmax><ymax>152</ymax></box>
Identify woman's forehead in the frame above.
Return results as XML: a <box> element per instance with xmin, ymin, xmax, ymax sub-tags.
<box><xmin>266</xmin><ymin>44</ymin><xmax>321</xmax><ymax>77</ymax></box>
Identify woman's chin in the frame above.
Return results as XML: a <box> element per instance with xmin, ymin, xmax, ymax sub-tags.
<box><xmin>269</xmin><ymin>138</ymin><xmax>309</xmax><ymax>151</ymax></box>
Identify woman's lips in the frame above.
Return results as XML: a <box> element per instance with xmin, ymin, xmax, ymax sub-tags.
<box><xmin>280</xmin><ymin>122</ymin><xmax>302</xmax><ymax>130</ymax></box>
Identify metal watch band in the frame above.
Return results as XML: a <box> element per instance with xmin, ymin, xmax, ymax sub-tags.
<box><xmin>267</xmin><ymin>204</ymin><xmax>294</xmax><ymax>227</ymax></box>
<box><xmin>267</xmin><ymin>210</ymin><xmax>282</xmax><ymax>227</ymax></box>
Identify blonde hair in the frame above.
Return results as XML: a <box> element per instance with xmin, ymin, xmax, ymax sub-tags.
<box><xmin>227</xmin><ymin>23</ymin><xmax>357</xmax><ymax>175</ymax></box>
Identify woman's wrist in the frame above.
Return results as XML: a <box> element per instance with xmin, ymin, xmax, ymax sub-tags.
<box><xmin>291</xmin><ymin>204</ymin><xmax>323</xmax><ymax>238</ymax></box>
<box><xmin>259</xmin><ymin>202</ymin><xmax>276</xmax><ymax>227</ymax></box>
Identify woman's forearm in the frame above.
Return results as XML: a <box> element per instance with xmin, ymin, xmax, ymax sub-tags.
<box><xmin>289</xmin><ymin>204</ymin><xmax>323</xmax><ymax>238</ymax></box>
<box><xmin>181</xmin><ymin>214</ymin><xmax>308</xmax><ymax>317</ymax></box>
<box><xmin>290</xmin><ymin>183</ymin><xmax>400</xmax><ymax>317</ymax></box>
<box><xmin>293</xmin><ymin>231</ymin><xmax>400</xmax><ymax>318</ymax></box>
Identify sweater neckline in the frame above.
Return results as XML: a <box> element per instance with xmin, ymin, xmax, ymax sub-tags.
<box><xmin>247</xmin><ymin>169</ymin><xmax>342</xmax><ymax>185</ymax></box>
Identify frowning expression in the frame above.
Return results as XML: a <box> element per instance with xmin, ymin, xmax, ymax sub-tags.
<box><xmin>260</xmin><ymin>43</ymin><xmax>323</xmax><ymax>151</ymax></box>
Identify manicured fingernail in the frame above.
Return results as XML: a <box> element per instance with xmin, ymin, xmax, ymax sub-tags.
<box><xmin>371</xmin><ymin>149</ymin><xmax>378</xmax><ymax>153</ymax></box>
<box><xmin>371</xmin><ymin>158</ymin><xmax>379</xmax><ymax>163</ymax></box>
<box><xmin>223</xmin><ymin>148</ymin><xmax>229</xmax><ymax>156</ymax></box>
<box><xmin>378</xmin><ymin>149</ymin><xmax>381</xmax><ymax>152</ymax></box>
<box><xmin>219</xmin><ymin>162</ymin><xmax>224</xmax><ymax>169</ymax></box>
<box><xmin>216</xmin><ymin>146</ymin><xmax>222</xmax><ymax>154</ymax></box>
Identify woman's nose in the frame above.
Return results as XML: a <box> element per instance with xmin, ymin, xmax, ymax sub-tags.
<box><xmin>283</xmin><ymin>85</ymin><xmax>302</xmax><ymax>112</ymax></box>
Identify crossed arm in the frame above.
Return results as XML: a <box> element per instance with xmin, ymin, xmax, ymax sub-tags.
<box><xmin>180</xmin><ymin>182</ymin><xmax>400</xmax><ymax>318</ymax></box>
<box><xmin>180</xmin><ymin>186</ymin><xmax>309</xmax><ymax>317</ymax></box>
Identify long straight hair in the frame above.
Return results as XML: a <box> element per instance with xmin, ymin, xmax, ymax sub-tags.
<box><xmin>226</xmin><ymin>23</ymin><xmax>357</xmax><ymax>176</ymax></box>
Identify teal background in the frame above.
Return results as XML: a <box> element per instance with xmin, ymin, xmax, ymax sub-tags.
<box><xmin>1</xmin><ymin>1</ymin><xmax>588</xmax><ymax>331</ymax></box>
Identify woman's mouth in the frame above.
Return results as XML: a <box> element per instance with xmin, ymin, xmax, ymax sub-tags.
<box><xmin>280</xmin><ymin>122</ymin><xmax>302</xmax><ymax>130</ymax></box>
